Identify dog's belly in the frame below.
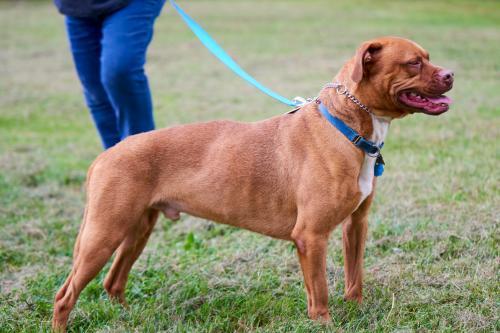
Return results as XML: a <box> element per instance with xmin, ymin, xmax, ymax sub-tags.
<box><xmin>155</xmin><ymin>197</ymin><xmax>298</xmax><ymax>240</ymax></box>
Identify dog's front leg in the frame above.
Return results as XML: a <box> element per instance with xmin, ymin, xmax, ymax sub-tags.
<box><xmin>292</xmin><ymin>227</ymin><xmax>331</xmax><ymax>322</ymax></box>
<box><xmin>342</xmin><ymin>194</ymin><xmax>373</xmax><ymax>303</ymax></box>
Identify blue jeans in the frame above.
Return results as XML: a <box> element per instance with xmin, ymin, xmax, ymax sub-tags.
<box><xmin>66</xmin><ymin>0</ymin><xmax>166</xmax><ymax>149</ymax></box>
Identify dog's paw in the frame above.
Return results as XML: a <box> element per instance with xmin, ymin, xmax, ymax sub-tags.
<box><xmin>343</xmin><ymin>293</ymin><xmax>363</xmax><ymax>304</ymax></box>
<box><xmin>308</xmin><ymin>308</ymin><xmax>331</xmax><ymax>324</ymax></box>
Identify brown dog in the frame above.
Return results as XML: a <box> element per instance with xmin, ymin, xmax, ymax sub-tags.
<box><xmin>52</xmin><ymin>36</ymin><xmax>453</xmax><ymax>331</ymax></box>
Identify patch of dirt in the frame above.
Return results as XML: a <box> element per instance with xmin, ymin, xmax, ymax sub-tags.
<box><xmin>0</xmin><ymin>264</ymin><xmax>42</xmax><ymax>295</ymax></box>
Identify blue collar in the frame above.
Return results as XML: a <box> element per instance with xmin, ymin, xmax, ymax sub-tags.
<box><xmin>317</xmin><ymin>100</ymin><xmax>385</xmax><ymax>177</ymax></box>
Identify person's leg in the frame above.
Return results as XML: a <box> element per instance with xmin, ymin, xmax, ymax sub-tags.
<box><xmin>100</xmin><ymin>0</ymin><xmax>166</xmax><ymax>140</ymax></box>
<box><xmin>65</xmin><ymin>16</ymin><xmax>121</xmax><ymax>149</ymax></box>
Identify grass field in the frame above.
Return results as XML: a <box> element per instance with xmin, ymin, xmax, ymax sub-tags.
<box><xmin>1</xmin><ymin>0</ymin><xmax>499</xmax><ymax>332</ymax></box>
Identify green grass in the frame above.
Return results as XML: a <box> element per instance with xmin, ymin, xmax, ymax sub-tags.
<box><xmin>1</xmin><ymin>0</ymin><xmax>499</xmax><ymax>332</ymax></box>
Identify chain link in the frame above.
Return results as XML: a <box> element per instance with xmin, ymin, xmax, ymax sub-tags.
<box><xmin>323</xmin><ymin>82</ymin><xmax>372</xmax><ymax>115</ymax></box>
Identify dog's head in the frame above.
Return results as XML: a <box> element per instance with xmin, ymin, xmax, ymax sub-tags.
<box><xmin>348</xmin><ymin>36</ymin><xmax>454</xmax><ymax>118</ymax></box>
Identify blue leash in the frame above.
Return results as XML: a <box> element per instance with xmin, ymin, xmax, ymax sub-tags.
<box><xmin>170</xmin><ymin>1</ymin><xmax>385</xmax><ymax>177</ymax></box>
<box><xmin>169</xmin><ymin>0</ymin><xmax>301</xmax><ymax>107</ymax></box>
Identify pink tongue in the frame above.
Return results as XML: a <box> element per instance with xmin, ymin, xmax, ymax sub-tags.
<box><xmin>426</xmin><ymin>95</ymin><xmax>452</xmax><ymax>104</ymax></box>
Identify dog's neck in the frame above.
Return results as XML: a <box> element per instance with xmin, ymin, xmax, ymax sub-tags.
<box><xmin>317</xmin><ymin>82</ymin><xmax>391</xmax><ymax>143</ymax></box>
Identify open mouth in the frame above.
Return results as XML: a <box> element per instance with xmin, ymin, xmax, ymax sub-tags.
<box><xmin>398</xmin><ymin>90</ymin><xmax>452</xmax><ymax>115</ymax></box>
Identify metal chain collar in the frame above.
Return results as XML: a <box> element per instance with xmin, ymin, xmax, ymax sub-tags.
<box><xmin>289</xmin><ymin>82</ymin><xmax>372</xmax><ymax>115</ymax></box>
<box><xmin>323</xmin><ymin>82</ymin><xmax>373</xmax><ymax>115</ymax></box>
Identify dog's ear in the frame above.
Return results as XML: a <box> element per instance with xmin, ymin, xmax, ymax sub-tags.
<box><xmin>351</xmin><ymin>42</ymin><xmax>383</xmax><ymax>83</ymax></box>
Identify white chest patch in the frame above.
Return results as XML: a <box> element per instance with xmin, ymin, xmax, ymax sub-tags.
<box><xmin>356</xmin><ymin>115</ymin><xmax>390</xmax><ymax>209</ymax></box>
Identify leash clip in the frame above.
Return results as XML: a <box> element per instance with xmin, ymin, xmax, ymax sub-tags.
<box><xmin>287</xmin><ymin>97</ymin><xmax>313</xmax><ymax>114</ymax></box>
<box><xmin>292</xmin><ymin>96</ymin><xmax>313</xmax><ymax>106</ymax></box>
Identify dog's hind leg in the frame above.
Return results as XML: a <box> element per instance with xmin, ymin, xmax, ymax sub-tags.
<box><xmin>103</xmin><ymin>209</ymin><xmax>159</xmax><ymax>304</ymax></box>
<box><xmin>52</xmin><ymin>203</ymin><xmax>89</xmax><ymax>316</ymax></box>
<box><xmin>52</xmin><ymin>210</ymin><xmax>135</xmax><ymax>332</ymax></box>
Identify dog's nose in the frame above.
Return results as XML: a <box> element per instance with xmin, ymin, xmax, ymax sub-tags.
<box><xmin>439</xmin><ymin>69</ymin><xmax>454</xmax><ymax>86</ymax></box>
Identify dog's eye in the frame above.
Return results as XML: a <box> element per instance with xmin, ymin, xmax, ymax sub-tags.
<box><xmin>407</xmin><ymin>60</ymin><xmax>421</xmax><ymax>67</ymax></box>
